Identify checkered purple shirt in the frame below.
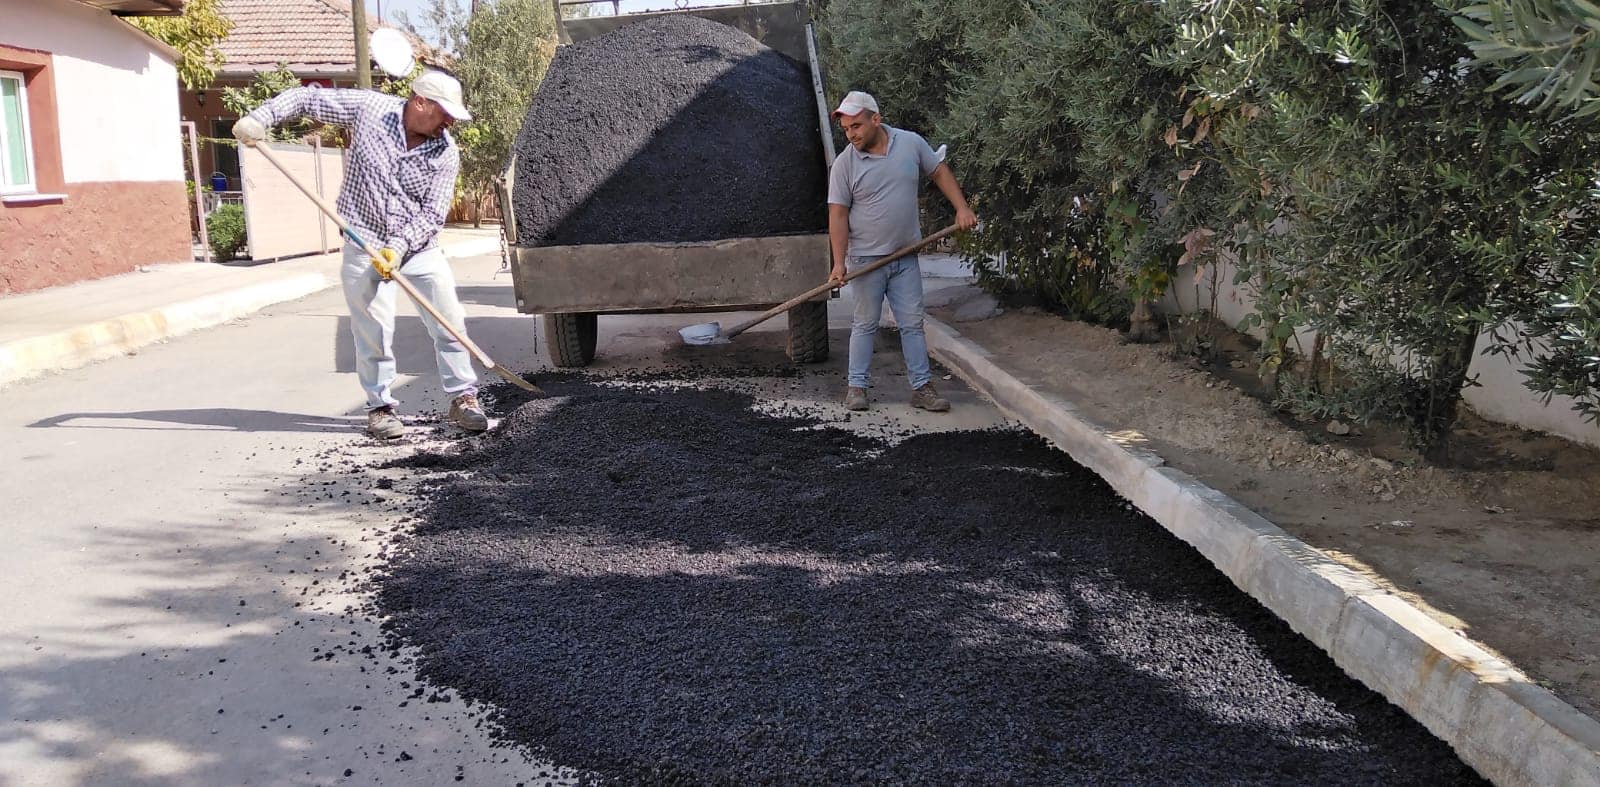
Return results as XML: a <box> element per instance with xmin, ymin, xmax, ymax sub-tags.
<box><xmin>248</xmin><ymin>87</ymin><xmax>459</xmax><ymax>259</ymax></box>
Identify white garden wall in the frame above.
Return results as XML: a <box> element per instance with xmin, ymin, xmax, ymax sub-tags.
<box><xmin>1</xmin><ymin>0</ymin><xmax>182</xmax><ymax>184</ymax></box>
<box><xmin>1161</xmin><ymin>260</ymin><xmax>1600</xmax><ymax>447</ymax></box>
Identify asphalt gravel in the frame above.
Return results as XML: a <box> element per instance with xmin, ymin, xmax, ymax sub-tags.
<box><xmin>371</xmin><ymin>374</ymin><xmax>1485</xmax><ymax>785</ymax></box>
<box><xmin>509</xmin><ymin>16</ymin><xmax>828</xmax><ymax>247</ymax></box>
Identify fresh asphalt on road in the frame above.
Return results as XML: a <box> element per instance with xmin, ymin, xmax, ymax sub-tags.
<box><xmin>0</xmin><ymin>252</ymin><xmax>1478</xmax><ymax>784</ymax></box>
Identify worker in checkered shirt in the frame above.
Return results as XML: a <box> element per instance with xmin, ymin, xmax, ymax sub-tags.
<box><xmin>232</xmin><ymin>71</ymin><xmax>485</xmax><ymax>440</ymax></box>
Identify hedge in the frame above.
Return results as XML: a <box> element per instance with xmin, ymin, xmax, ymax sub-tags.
<box><xmin>206</xmin><ymin>204</ymin><xmax>247</xmax><ymax>261</ymax></box>
<box><xmin>821</xmin><ymin>0</ymin><xmax>1600</xmax><ymax>459</ymax></box>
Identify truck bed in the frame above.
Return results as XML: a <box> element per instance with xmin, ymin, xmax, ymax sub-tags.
<box><xmin>507</xmin><ymin>234</ymin><xmax>828</xmax><ymax>315</ymax></box>
<box><xmin>496</xmin><ymin>1</ymin><xmax>836</xmax><ymax>319</ymax></box>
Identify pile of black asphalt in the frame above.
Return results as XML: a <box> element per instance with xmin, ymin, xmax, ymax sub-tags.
<box><xmin>510</xmin><ymin>15</ymin><xmax>828</xmax><ymax>248</ymax></box>
<box><xmin>372</xmin><ymin>373</ymin><xmax>1484</xmax><ymax>785</ymax></box>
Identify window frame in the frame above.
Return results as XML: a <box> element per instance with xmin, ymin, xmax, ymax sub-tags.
<box><xmin>0</xmin><ymin>69</ymin><xmax>37</xmax><ymax>195</ymax></box>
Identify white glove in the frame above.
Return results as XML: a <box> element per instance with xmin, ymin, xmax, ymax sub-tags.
<box><xmin>232</xmin><ymin>116</ymin><xmax>268</xmax><ymax>147</ymax></box>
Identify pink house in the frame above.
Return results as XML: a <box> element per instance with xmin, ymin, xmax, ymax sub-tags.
<box><xmin>0</xmin><ymin>0</ymin><xmax>191</xmax><ymax>294</ymax></box>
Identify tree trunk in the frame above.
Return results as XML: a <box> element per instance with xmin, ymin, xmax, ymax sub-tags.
<box><xmin>1307</xmin><ymin>332</ymin><xmax>1326</xmax><ymax>393</ymax></box>
<box><xmin>1412</xmin><ymin>329</ymin><xmax>1480</xmax><ymax>463</ymax></box>
<box><xmin>1125</xmin><ymin>299</ymin><xmax>1160</xmax><ymax>343</ymax></box>
<box><xmin>1262</xmin><ymin>337</ymin><xmax>1287</xmax><ymax>396</ymax></box>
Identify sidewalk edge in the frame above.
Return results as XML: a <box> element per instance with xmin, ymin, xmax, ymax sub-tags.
<box><xmin>925</xmin><ymin>315</ymin><xmax>1600</xmax><ymax>787</ymax></box>
<box><xmin>0</xmin><ymin>270</ymin><xmax>335</xmax><ymax>389</ymax></box>
<box><xmin>0</xmin><ymin>237</ymin><xmax>501</xmax><ymax>389</ymax></box>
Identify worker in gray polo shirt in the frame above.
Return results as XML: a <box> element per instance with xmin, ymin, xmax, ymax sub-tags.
<box><xmin>827</xmin><ymin>90</ymin><xmax>978</xmax><ymax>412</ymax></box>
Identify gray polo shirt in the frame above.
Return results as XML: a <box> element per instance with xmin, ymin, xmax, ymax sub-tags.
<box><xmin>826</xmin><ymin>126</ymin><xmax>941</xmax><ymax>257</ymax></box>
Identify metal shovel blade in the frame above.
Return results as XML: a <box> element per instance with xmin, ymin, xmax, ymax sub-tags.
<box><xmin>678</xmin><ymin>321</ymin><xmax>728</xmax><ymax>346</ymax></box>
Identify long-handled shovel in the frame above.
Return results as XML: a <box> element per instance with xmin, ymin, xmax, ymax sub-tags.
<box><xmin>678</xmin><ymin>224</ymin><xmax>960</xmax><ymax>346</ymax></box>
<box><xmin>251</xmin><ymin>143</ymin><xmax>543</xmax><ymax>395</ymax></box>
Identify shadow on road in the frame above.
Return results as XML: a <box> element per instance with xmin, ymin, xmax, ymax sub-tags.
<box><xmin>26</xmin><ymin>408</ymin><xmax>360</xmax><ymax>433</ymax></box>
<box><xmin>0</xmin><ymin>506</ymin><xmax>513</xmax><ymax>785</ymax></box>
<box><xmin>2</xmin><ymin>368</ymin><xmax>542</xmax><ymax>784</ymax></box>
<box><xmin>26</xmin><ymin>314</ymin><xmax>544</xmax><ymax>437</ymax></box>
<box><xmin>332</xmin><ymin>315</ymin><xmax>534</xmax><ymax>377</ymax></box>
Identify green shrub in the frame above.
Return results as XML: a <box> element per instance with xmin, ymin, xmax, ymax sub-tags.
<box><xmin>1443</xmin><ymin>0</ymin><xmax>1600</xmax><ymax>423</ymax></box>
<box><xmin>823</xmin><ymin>0</ymin><xmax>1600</xmax><ymax>458</ymax></box>
<box><xmin>1158</xmin><ymin>0</ymin><xmax>1600</xmax><ymax>456</ymax></box>
<box><xmin>822</xmin><ymin>0</ymin><xmax>1197</xmax><ymax>325</ymax></box>
<box><xmin>206</xmin><ymin>204</ymin><xmax>247</xmax><ymax>260</ymax></box>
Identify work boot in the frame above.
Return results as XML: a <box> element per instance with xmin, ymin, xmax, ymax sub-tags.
<box><xmin>843</xmin><ymin>386</ymin><xmax>869</xmax><ymax>411</ymax></box>
<box><xmin>367</xmin><ymin>406</ymin><xmax>405</xmax><ymax>440</ymax></box>
<box><xmin>910</xmin><ymin>383</ymin><xmax>951</xmax><ymax>412</ymax></box>
<box><xmin>449</xmin><ymin>393</ymin><xmax>489</xmax><ymax>433</ymax></box>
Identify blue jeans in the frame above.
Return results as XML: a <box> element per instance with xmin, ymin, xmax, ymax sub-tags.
<box><xmin>847</xmin><ymin>253</ymin><xmax>932</xmax><ymax>390</ymax></box>
<box><xmin>341</xmin><ymin>239</ymin><xmax>478</xmax><ymax>411</ymax></box>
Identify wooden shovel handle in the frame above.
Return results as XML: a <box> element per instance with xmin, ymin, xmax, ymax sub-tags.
<box><xmin>251</xmin><ymin>144</ymin><xmax>543</xmax><ymax>395</ymax></box>
<box><xmin>723</xmin><ymin>224</ymin><xmax>961</xmax><ymax>340</ymax></box>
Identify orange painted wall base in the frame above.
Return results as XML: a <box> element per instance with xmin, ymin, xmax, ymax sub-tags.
<box><xmin>1</xmin><ymin>181</ymin><xmax>191</xmax><ymax>295</ymax></box>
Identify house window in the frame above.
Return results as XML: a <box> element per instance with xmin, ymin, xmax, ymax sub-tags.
<box><xmin>0</xmin><ymin>70</ymin><xmax>36</xmax><ymax>194</ymax></box>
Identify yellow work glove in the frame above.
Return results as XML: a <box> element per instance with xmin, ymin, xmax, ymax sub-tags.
<box><xmin>370</xmin><ymin>247</ymin><xmax>399</xmax><ymax>279</ymax></box>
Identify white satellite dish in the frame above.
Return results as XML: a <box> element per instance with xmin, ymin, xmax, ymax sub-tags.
<box><xmin>371</xmin><ymin>28</ymin><xmax>416</xmax><ymax>79</ymax></box>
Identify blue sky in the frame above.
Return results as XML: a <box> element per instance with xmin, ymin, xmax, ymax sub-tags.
<box><xmin>364</xmin><ymin>0</ymin><xmax>446</xmax><ymax>27</ymax></box>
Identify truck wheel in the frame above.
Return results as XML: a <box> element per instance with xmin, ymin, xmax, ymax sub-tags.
<box><xmin>787</xmin><ymin>300</ymin><xmax>829</xmax><ymax>364</ymax></box>
<box><xmin>543</xmin><ymin>313</ymin><xmax>598</xmax><ymax>367</ymax></box>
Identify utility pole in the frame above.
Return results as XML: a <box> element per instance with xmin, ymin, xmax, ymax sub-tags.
<box><xmin>353</xmin><ymin>0</ymin><xmax>372</xmax><ymax>89</ymax></box>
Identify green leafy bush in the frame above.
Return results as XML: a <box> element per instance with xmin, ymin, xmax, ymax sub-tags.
<box><xmin>1158</xmin><ymin>0</ymin><xmax>1600</xmax><ymax>455</ymax></box>
<box><xmin>823</xmin><ymin>0</ymin><xmax>1600</xmax><ymax>458</ymax></box>
<box><xmin>822</xmin><ymin>0</ymin><xmax>1198</xmax><ymax>325</ymax></box>
<box><xmin>206</xmin><ymin>204</ymin><xmax>247</xmax><ymax>261</ymax></box>
<box><xmin>1442</xmin><ymin>0</ymin><xmax>1600</xmax><ymax>423</ymax></box>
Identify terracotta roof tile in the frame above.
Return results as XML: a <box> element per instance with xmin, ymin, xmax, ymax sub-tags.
<box><xmin>218</xmin><ymin>0</ymin><xmax>385</xmax><ymax>74</ymax></box>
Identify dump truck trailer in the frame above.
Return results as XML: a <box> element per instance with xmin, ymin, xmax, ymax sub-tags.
<box><xmin>493</xmin><ymin>1</ymin><xmax>836</xmax><ymax>367</ymax></box>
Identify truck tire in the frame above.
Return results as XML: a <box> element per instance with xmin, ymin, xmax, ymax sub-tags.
<box><xmin>543</xmin><ymin>313</ymin><xmax>598</xmax><ymax>367</ymax></box>
<box><xmin>787</xmin><ymin>300</ymin><xmax>829</xmax><ymax>364</ymax></box>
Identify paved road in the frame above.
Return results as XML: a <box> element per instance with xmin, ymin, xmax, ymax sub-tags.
<box><xmin>0</xmin><ymin>250</ymin><xmax>1480</xmax><ymax>785</ymax></box>
<box><xmin>0</xmin><ymin>252</ymin><xmax>999</xmax><ymax>786</ymax></box>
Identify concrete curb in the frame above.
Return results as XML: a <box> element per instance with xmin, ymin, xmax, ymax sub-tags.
<box><xmin>0</xmin><ymin>269</ymin><xmax>335</xmax><ymax>389</ymax></box>
<box><xmin>923</xmin><ymin>316</ymin><xmax>1600</xmax><ymax>787</ymax></box>
<box><xmin>0</xmin><ymin>236</ymin><xmax>503</xmax><ymax>389</ymax></box>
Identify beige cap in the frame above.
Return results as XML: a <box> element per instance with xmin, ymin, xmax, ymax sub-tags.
<box><xmin>832</xmin><ymin>90</ymin><xmax>879</xmax><ymax>118</ymax></box>
<box><xmin>411</xmin><ymin>70</ymin><xmax>472</xmax><ymax>121</ymax></box>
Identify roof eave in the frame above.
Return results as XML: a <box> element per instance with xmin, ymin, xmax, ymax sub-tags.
<box><xmin>217</xmin><ymin>64</ymin><xmax>359</xmax><ymax>79</ymax></box>
<box><xmin>76</xmin><ymin>0</ymin><xmax>186</xmax><ymax>16</ymax></box>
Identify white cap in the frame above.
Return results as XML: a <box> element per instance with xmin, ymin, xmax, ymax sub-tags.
<box><xmin>832</xmin><ymin>90</ymin><xmax>879</xmax><ymax>118</ymax></box>
<box><xmin>411</xmin><ymin>70</ymin><xmax>472</xmax><ymax>121</ymax></box>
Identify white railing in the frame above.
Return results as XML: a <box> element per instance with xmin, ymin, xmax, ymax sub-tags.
<box><xmin>204</xmin><ymin>190</ymin><xmax>244</xmax><ymax>215</ymax></box>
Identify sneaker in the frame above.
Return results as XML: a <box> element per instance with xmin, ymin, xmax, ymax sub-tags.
<box><xmin>449</xmin><ymin>393</ymin><xmax>489</xmax><ymax>433</ymax></box>
<box><xmin>910</xmin><ymin>383</ymin><xmax>951</xmax><ymax>412</ymax></box>
<box><xmin>367</xmin><ymin>406</ymin><xmax>405</xmax><ymax>440</ymax></box>
<box><xmin>843</xmin><ymin>386</ymin><xmax>869</xmax><ymax>411</ymax></box>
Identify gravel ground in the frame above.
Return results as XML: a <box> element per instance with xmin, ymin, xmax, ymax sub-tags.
<box><xmin>370</xmin><ymin>373</ymin><xmax>1484</xmax><ymax>785</ymax></box>
<box><xmin>510</xmin><ymin>15</ymin><xmax>827</xmax><ymax>247</ymax></box>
